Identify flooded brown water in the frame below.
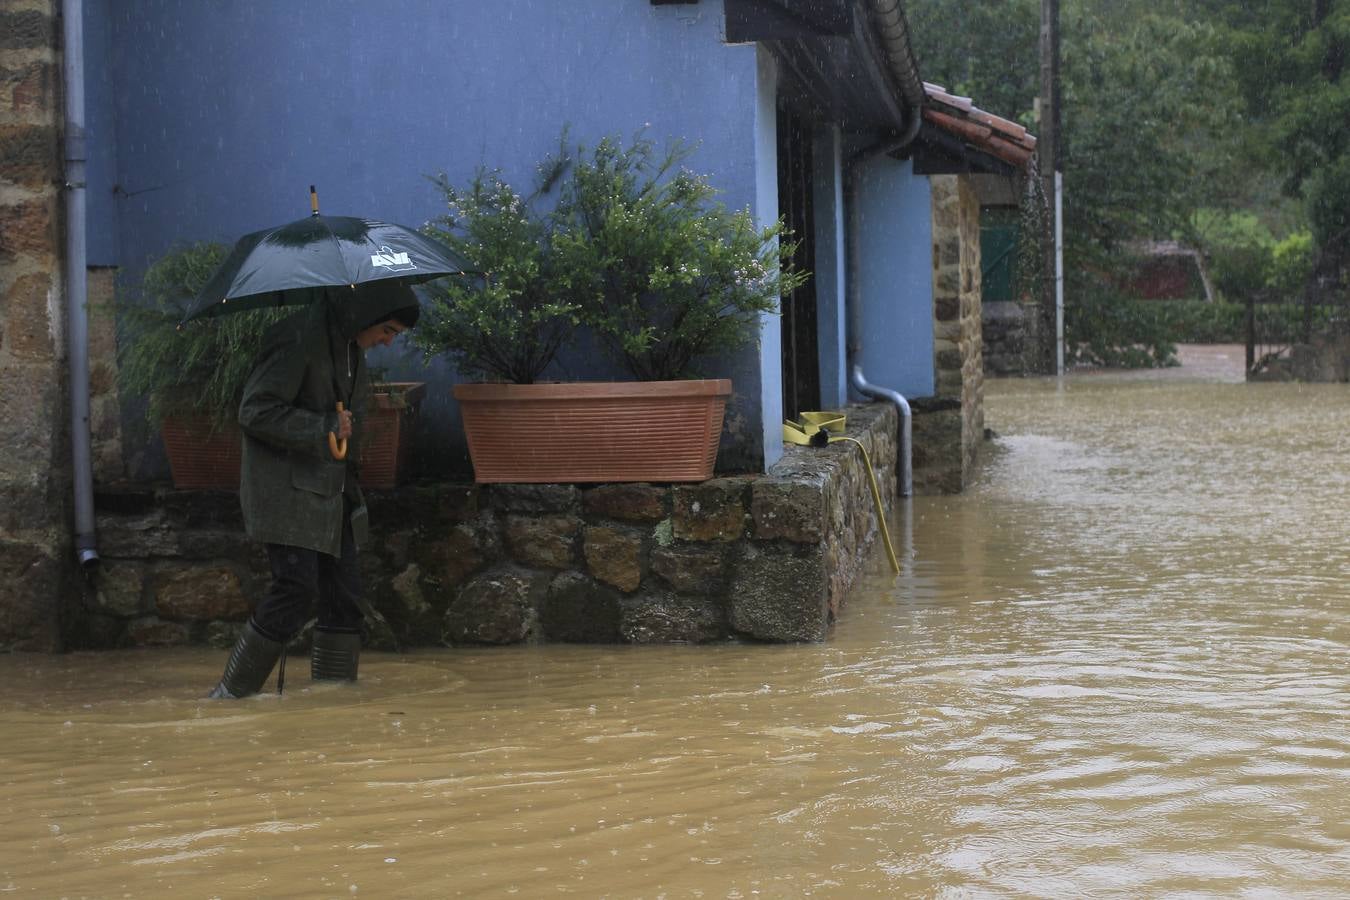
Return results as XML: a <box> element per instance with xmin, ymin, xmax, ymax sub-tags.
<box><xmin>3</xmin><ymin>361</ymin><xmax>1348</xmax><ymax>896</ymax></box>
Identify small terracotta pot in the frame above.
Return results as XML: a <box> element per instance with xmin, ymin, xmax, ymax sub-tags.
<box><xmin>359</xmin><ymin>382</ymin><xmax>426</xmax><ymax>489</ymax></box>
<box><xmin>453</xmin><ymin>379</ymin><xmax>732</xmax><ymax>483</ymax></box>
<box><xmin>161</xmin><ymin>415</ymin><xmax>241</xmax><ymax>490</ymax></box>
<box><xmin>160</xmin><ymin>382</ymin><xmax>426</xmax><ymax>491</ymax></box>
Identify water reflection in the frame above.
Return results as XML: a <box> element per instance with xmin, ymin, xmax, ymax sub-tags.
<box><xmin>1</xmin><ymin>374</ymin><xmax>1346</xmax><ymax>895</ymax></box>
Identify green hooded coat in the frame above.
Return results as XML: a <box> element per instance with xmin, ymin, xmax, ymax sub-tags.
<box><xmin>237</xmin><ymin>283</ymin><xmax>414</xmax><ymax>557</ymax></box>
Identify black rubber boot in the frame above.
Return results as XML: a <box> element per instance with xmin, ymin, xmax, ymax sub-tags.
<box><xmin>311</xmin><ymin>627</ymin><xmax>361</xmax><ymax>682</ymax></box>
<box><xmin>206</xmin><ymin>620</ymin><xmax>283</xmax><ymax>699</ymax></box>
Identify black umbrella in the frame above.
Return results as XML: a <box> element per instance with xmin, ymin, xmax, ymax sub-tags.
<box><xmin>179</xmin><ymin>187</ymin><xmax>472</xmax><ymax>325</ymax></box>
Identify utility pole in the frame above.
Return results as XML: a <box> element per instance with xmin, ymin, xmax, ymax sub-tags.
<box><xmin>1039</xmin><ymin>0</ymin><xmax>1063</xmax><ymax>375</ymax></box>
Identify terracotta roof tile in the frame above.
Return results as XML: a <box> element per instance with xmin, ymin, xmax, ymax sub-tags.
<box><xmin>922</xmin><ymin>82</ymin><xmax>1037</xmax><ymax>170</ymax></box>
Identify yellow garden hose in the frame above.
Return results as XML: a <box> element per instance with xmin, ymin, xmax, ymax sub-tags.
<box><xmin>783</xmin><ymin>413</ymin><xmax>900</xmax><ymax>574</ymax></box>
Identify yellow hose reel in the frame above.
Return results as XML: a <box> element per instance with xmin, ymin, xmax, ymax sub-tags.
<box><xmin>783</xmin><ymin>412</ymin><xmax>900</xmax><ymax>574</ymax></box>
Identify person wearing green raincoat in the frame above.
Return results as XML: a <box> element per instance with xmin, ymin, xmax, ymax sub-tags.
<box><xmin>207</xmin><ymin>281</ymin><xmax>420</xmax><ymax>699</ymax></box>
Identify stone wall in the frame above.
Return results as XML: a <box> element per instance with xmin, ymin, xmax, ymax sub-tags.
<box><xmin>982</xmin><ymin>299</ymin><xmax>1043</xmax><ymax>377</ymax></box>
<box><xmin>81</xmin><ymin>403</ymin><xmax>897</xmax><ymax>649</ymax></box>
<box><xmin>0</xmin><ymin>0</ymin><xmax>72</xmax><ymax>651</ymax></box>
<box><xmin>917</xmin><ymin>175</ymin><xmax>984</xmax><ymax>494</ymax></box>
<box><xmin>1251</xmin><ymin>332</ymin><xmax>1350</xmax><ymax>383</ymax></box>
<box><xmin>87</xmin><ymin>267</ymin><xmax>125</xmax><ymax>481</ymax></box>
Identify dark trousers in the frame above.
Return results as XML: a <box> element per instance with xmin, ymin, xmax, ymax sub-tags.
<box><xmin>251</xmin><ymin>501</ymin><xmax>363</xmax><ymax>642</ymax></box>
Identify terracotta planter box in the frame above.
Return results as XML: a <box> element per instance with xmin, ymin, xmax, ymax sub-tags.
<box><xmin>453</xmin><ymin>379</ymin><xmax>732</xmax><ymax>483</ymax></box>
<box><xmin>160</xmin><ymin>382</ymin><xmax>425</xmax><ymax>491</ymax></box>
<box><xmin>161</xmin><ymin>415</ymin><xmax>242</xmax><ymax>490</ymax></box>
<box><xmin>359</xmin><ymin>382</ymin><xmax>426</xmax><ymax>489</ymax></box>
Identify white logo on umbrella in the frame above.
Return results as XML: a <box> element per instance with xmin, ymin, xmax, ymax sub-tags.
<box><xmin>371</xmin><ymin>246</ymin><xmax>416</xmax><ymax>271</ymax></box>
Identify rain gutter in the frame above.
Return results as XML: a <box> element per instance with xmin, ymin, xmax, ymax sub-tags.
<box><xmin>62</xmin><ymin>0</ymin><xmax>99</xmax><ymax>569</ymax></box>
<box><xmin>839</xmin><ymin>0</ymin><xmax>924</xmax><ymax>498</ymax></box>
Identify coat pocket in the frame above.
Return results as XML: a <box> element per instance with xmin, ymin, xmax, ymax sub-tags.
<box><xmin>291</xmin><ymin>460</ymin><xmax>345</xmax><ymax>496</ymax></box>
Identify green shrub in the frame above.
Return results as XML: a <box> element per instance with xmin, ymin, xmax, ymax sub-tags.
<box><xmin>1149</xmin><ymin>299</ymin><xmax>1246</xmax><ymax>343</ymax></box>
<box><xmin>418</xmin><ymin>132</ymin><xmax>806</xmax><ymax>383</ymax></box>
<box><xmin>554</xmin><ymin>134</ymin><xmax>805</xmax><ymax>381</ymax></box>
<box><xmin>1193</xmin><ymin>209</ymin><xmax>1314</xmax><ymax>304</ymax></box>
<box><xmin>417</xmin><ymin>167</ymin><xmax>579</xmax><ymax>384</ymax></box>
<box><xmin>115</xmin><ymin>242</ymin><xmax>289</xmax><ymax>428</ymax></box>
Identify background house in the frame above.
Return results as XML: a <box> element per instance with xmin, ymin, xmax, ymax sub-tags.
<box><xmin>1</xmin><ymin>0</ymin><xmax>1034</xmax><ymax>649</ymax></box>
<box><xmin>80</xmin><ymin>0</ymin><xmax>1032</xmax><ymax>482</ymax></box>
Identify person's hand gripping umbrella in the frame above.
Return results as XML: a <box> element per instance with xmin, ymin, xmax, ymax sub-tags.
<box><xmin>180</xmin><ymin>187</ymin><xmax>473</xmax><ymax>458</ymax></box>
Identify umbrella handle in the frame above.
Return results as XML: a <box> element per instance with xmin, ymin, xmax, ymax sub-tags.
<box><xmin>328</xmin><ymin>401</ymin><xmax>348</xmax><ymax>460</ymax></box>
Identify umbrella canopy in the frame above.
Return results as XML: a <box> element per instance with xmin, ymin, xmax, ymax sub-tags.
<box><xmin>180</xmin><ymin>213</ymin><xmax>472</xmax><ymax>324</ymax></box>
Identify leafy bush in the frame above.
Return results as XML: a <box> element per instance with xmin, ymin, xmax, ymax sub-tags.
<box><xmin>1064</xmin><ymin>266</ymin><xmax>1178</xmax><ymax>368</ymax></box>
<box><xmin>116</xmin><ymin>242</ymin><xmax>289</xmax><ymax>428</ymax></box>
<box><xmin>1194</xmin><ymin>209</ymin><xmax>1314</xmax><ymax>304</ymax></box>
<box><xmin>417</xmin><ymin>132</ymin><xmax>805</xmax><ymax>383</ymax></box>
<box><xmin>554</xmin><ymin>134</ymin><xmax>806</xmax><ymax>381</ymax></box>
<box><xmin>417</xmin><ymin>165</ymin><xmax>579</xmax><ymax>384</ymax></box>
<box><xmin>1148</xmin><ymin>299</ymin><xmax>1245</xmax><ymax>343</ymax></box>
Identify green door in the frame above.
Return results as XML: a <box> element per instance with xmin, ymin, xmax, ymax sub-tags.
<box><xmin>981</xmin><ymin>213</ymin><xmax>1019</xmax><ymax>304</ymax></box>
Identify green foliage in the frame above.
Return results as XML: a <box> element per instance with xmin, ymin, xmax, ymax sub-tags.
<box><xmin>1149</xmin><ymin>298</ymin><xmax>1245</xmax><ymax>343</ymax></box>
<box><xmin>418</xmin><ymin>132</ymin><xmax>804</xmax><ymax>383</ymax></box>
<box><xmin>1197</xmin><ymin>0</ymin><xmax>1349</xmax><ymax>278</ymax></box>
<box><xmin>1065</xmin><ymin>270</ymin><xmax>1179</xmax><ymax>368</ymax></box>
<box><xmin>907</xmin><ymin>0</ymin><xmax>1040</xmax><ymax>127</ymax></box>
<box><xmin>115</xmin><ymin>242</ymin><xmax>289</xmax><ymax>428</ymax></box>
<box><xmin>1194</xmin><ymin>210</ymin><xmax>1315</xmax><ymax>303</ymax></box>
<box><xmin>910</xmin><ymin>0</ymin><xmax>1247</xmax><ymax>368</ymax></box>
<box><xmin>554</xmin><ymin>133</ymin><xmax>805</xmax><ymax>381</ymax></box>
<box><xmin>1146</xmin><ymin>296</ymin><xmax>1338</xmax><ymax>345</ymax></box>
<box><xmin>417</xmin><ymin>168</ymin><xmax>579</xmax><ymax>384</ymax></box>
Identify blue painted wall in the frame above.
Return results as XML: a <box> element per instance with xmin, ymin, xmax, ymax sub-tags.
<box><xmin>751</xmin><ymin>47</ymin><xmax>782</xmax><ymax>470</ymax></box>
<box><xmin>851</xmin><ymin>155</ymin><xmax>935</xmax><ymax>399</ymax></box>
<box><xmin>85</xmin><ymin>0</ymin><xmax>783</xmax><ymax>475</ymax></box>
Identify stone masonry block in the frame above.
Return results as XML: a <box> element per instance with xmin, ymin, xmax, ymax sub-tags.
<box><xmin>5</xmin><ymin>61</ymin><xmax>55</xmax><ymax>117</ymax></box>
<box><xmin>937</xmin><ymin>236</ymin><xmax>960</xmax><ymax>266</ymax></box>
<box><xmin>0</xmin><ymin>198</ymin><xmax>55</xmax><ymax>259</ymax></box>
<box><xmin>93</xmin><ymin>561</ymin><xmax>150</xmax><ymax>618</ymax></box>
<box><xmin>619</xmin><ymin>591</ymin><xmax>726</xmax><ymax>644</ymax></box>
<box><xmin>751</xmin><ymin>477</ymin><xmax>826</xmax><ymax>543</ymax></box>
<box><xmin>95</xmin><ymin>509</ymin><xmax>178</xmax><ymax>557</ymax></box>
<box><xmin>436</xmin><ymin>523</ymin><xmax>489</xmax><ymax>592</ymax></box>
<box><xmin>154</xmin><ymin>565</ymin><xmax>249</xmax><ymax>622</ymax></box>
<box><xmin>491</xmin><ymin>484</ymin><xmax>579</xmax><ymax>514</ymax></box>
<box><xmin>0</xmin><ymin>539</ymin><xmax>62</xmax><ymax>651</ymax></box>
<box><xmin>3</xmin><ymin>271</ymin><xmax>56</xmax><ymax>360</ymax></box>
<box><xmin>728</xmin><ymin>542</ymin><xmax>829</xmax><ymax>642</ymax></box>
<box><xmin>672</xmin><ymin>477</ymin><xmax>749</xmax><ymax>542</ymax></box>
<box><xmin>581</xmin><ymin>483</ymin><xmax>667</xmax><ymax>524</ymax></box>
<box><xmin>445</xmin><ymin>567</ymin><xmax>544</xmax><ymax>645</ymax></box>
<box><xmin>935</xmin><ymin>267</ymin><xmax>960</xmax><ymax>295</ymax></box>
<box><xmin>0</xmin><ymin>11</ymin><xmax>54</xmax><ymax>50</ymax></box>
<box><xmin>504</xmin><ymin>514</ymin><xmax>579</xmax><ymax>569</ymax></box>
<box><xmin>583</xmin><ymin>525</ymin><xmax>643</xmax><ymax>592</ymax></box>
<box><xmin>541</xmin><ymin>571</ymin><xmax>622</xmax><ymax>643</ymax></box>
<box><xmin>936</xmin><ymin>348</ymin><xmax>963</xmax><ymax>371</ymax></box>
<box><xmin>0</xmin><ymin>363</ymin><xmax>57</xmax><ymax>471</ymax></box>
<box><xmin>0</xmin><ymin>126</ymin><xmax>59</xmax><ymax>190</ymax></box>
<box><xmin>651</xmin><ymin>542</ymin><xmax>727</xmax><ymax>594</ymax></box>
<box><xmin>0</xmin><ymin>477</ymin><xmax>58</xmax><ymax>535</ymax></box>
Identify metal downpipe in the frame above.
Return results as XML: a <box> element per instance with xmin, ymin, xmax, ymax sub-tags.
<box><xmin>850</xmin><ymin>365</ymin><xmax>912</xmax><ymax>498</ymax></box>
<box><xmin>62</xmin><ymin>0</ymin><xmax>99</xmax><ymax>569</ymax></box>
<box><xmin>833</xmin><ymin>0</ymin><xmax>925</xmax><ymax>503</ymax></box>
<box><xmin>865</xmin><ymin>0</ymin><xmax>927</xmax><ymax>110</ymax></box>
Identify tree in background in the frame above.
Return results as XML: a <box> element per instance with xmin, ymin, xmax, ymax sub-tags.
<box><xmin>1202</xmin><ymin>0</ymin><xmax>1348</xmax><ymax>305</ymax></box>
<box><xmin>906</xmin><ymin>0</ymin><xmax>1277</xmax><ymax>366</ymax></box>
